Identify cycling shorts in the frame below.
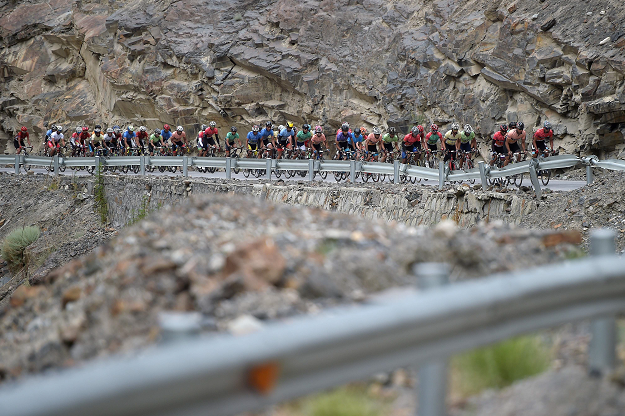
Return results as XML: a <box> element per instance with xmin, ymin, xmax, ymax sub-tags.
<box><xmin>13</xmin><ymin>139</ymin><xmax>24</xmax><ymax>149</ymax></box>
<box><xmin>205</xmin><ymin>137</ymin><xmax>216</xmax><ymax>146</ymax></box>
<box><xmin>172</xmin><ymin>141</ymin><xmax>184</xmax><ymax>150</ymax></box>
<box><xmin>509</xmin><ymin>142</ymin><xmax>520</xmax><ymax>153</ymax></box>
<box><xmin>492</xmin><ymin>144</ymin><xmax>505</xmax><ymax>154</ymax></box>
<box><xmin>276</xmin><ymin>140</ymin><xmax>289</xmax><ymax>150</ymax></box>
<box><xmin>383</xmin><ymin>142</ymin><xmax>394</xmax><ymax>152</ymax></box>
<box><xmin>460</xmin><ymin>142</ymin><xmax>471</xmax><ymax>152</ymax></box>
<box><xmin>427</xmin><ymin>144</ymin><xmax>437</xmax><ymax>151</ymax></box>
<box><xmin>338</xmin><ymin>141</ymin><xmax>349</xmax><ymax>150</ymax></box>
<box><xmin>296</xmin><ymin>142</ymin><xmax>306</xmax><ymax>151</ymax></box>
<box><xmin>312</xmin><ymin>143</ymin><xmax>322</xmax><ymax>151</ymax></box>
<box><xmin>226</xmin><ymin>141</ymin><xmax>236</xmax><ymax>150</ymax></box>
<box><xmin>262</xmin><ymin>138</ymin><xmax>271</xmax><ymax>146</ymax></box>
<box><xmin>367</xmin><ymin>144</ymin><xmax>377</xmax><ymax>153</ymax></box>
<box><xmin>248</xmin><ymin>143</ymin><xmax>258</xmax><ymax>151</ymax></box>
<box><xmin>535</xmin><ymin>140</ymin><xmax>546</xmax><ymax>151</ymax></box>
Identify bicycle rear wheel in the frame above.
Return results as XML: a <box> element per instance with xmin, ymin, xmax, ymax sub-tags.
<box><xmin>540</xmin><ymin>169</ymin><xmax>551</xmax><ymax>186</ymax></box>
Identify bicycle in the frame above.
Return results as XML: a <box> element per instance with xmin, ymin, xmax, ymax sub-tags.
<box><xmin>508</xmin><ymin>151</ymin><xmax>527</xmax><ymax>187</ymax></box>
<box><xmin>456</xmin><ymin>149</ymin><xmax>476</xmax><ymax>184</ymax></box>
<box><xmin>488</xmin><ymin>152</ymin><xmax>508</xmax><ymax>187</ymax></box>
<box><xmin>361</xmin><ymin>151</ymin><xmax>380</xmax><ymax>183</ymax></box>
<box><xmin>533</xmin><ymin>148</ymin><xmax>558</xmax><ymax>186</ymax></box>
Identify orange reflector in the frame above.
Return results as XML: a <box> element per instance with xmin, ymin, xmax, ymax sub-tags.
<box><xmin>247</xmin><ymin>362</ymin><xmax>280</xmax><ymax>395</ymax></box>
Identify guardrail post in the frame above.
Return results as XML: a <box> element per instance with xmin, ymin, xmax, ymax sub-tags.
<box><xmin>225</xmin><ymin>157</ymin><xmax>232</xmax><ymax>180</ymax></box>
<box><xmin>183</xmin><ymin>156</ymin><xmax>189</xmax><ymax>177</ymax></box>
<box><xmin>14</xmin><ymin>154</ymin><xmax>20</xmax><ymax>174</ymax></box>
<box><xmin>528</xmin><ymin>159</ymin><xmax>542</xmax><ymax>198</ymax></box>
<box><xmin>140</xmin><ymin>155</ymin><xmax>146</xmax><ymax>176</ymax></box>
<box><xmin>350</xmin><ymin>160</ymin><xmax>356</xmax><ymax>183</ymax></box>
<box><xmin>95</xmin><ymin>156</ymin><xmax>101</xmax><ymax>176</ymax></box>
<box><xmin>478</xmin><ymin>161</ymin><xmax>488</xmax><ymax>190</ymax></box>
<box><xmin>588</xmin><ymin>229</ymin><xmax>618</xmax><ymax>377</ymax></box>
<box><xmin>53</xmin><ymin>155</ymin><xmax>59</xmax><ymax>176</ymax></box>
<box><xmin>265</xmin><ymin>158</ymin><xmax>272</xmax><ymax>181</ymax></box>
<box><xmin>393</xmin><ymin>160</ymin><xmax>400</xmax><ymax>184</ymax></box>
<box><xmin>586</xmin><ymin>165</ymin><xmax>594</xmax><ymax>185</ymax></box>
<box><xmin>438</xmin><ymin>160</ymin><xmax>445</xmax><ymax>190</ymax></box>
<box><xmin>414</xmin><ymin>263</ymin><xmax>450</xmax><ymax>416</ymax></box>
<box><xmin>308</xmin><ymin>158</ymin><xmax>314</xmax><ymax>182</ymax></box>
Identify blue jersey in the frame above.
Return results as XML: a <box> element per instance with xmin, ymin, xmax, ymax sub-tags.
<box><xmin>278</xmin><ymin>128</ymin><xmax>295</xmax><ymax>142</ymax></box>
<box><xmin>161</xmin><ymin>130</ymin><xmax>172</xmax><ymax>142</ymax></box>
<box><xmin>123</xmin><ymin>130</ymin><xmax>135</xmax><ymax>140</ymax></box>
<box><xmin>46</xmin><ymin>129</ymin><xmax>54</xmax><ymax>138</ymax></box>
<box><xmin>259</xmin><ymin>127</ymin><xmax>274</xmax><ymax>141</ymax></box>
<box><xmin>247</xmin><ymin>131</ymin><xmax>262</xmax><ymax>143</ymax></box>
<box><xmin>351</xmin><ymin>133</ymin><xmax>364</xmax><ymax>144</ymax></box>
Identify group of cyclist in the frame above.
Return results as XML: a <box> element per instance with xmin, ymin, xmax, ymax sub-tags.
<box><xmin>13</xmin><ymin>118</ymin><xmax>556</xmax><ymax>168</ymax></box>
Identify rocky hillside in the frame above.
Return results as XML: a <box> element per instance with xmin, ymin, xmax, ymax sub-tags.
<box><xmin>1</xmin><ymin>0</ymin><xmax>624</xmax><ymax>157</ymax></box>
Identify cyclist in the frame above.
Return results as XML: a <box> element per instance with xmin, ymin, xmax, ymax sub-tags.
<box><xmin>443</xmin><ymin>123</ymin><xmax>461</xmax><ymax>164</ymax></box>
<box><xmin>90</xmin><ymin>125</ymin><xmax>108</xmax><ymax>155</ymax></box>
<box><xmin>310</xmin><ymin>125</ymin><xmax>326</xmax><ymax>159</ymax></box>
<box><xmin>533</xmin><ymin>120</ymin><xmax>554</xmax><ymax>157</ymax></box>
<box><xmin>506</xmin><ymin>121</ymin><xmax>526</xmax><ymax>161</ymax></box>
<box><xmin>295</xmin><ymin>124</ymin><xmax>312</xmax><ymax>155</ymax></box>
<box><xmin>459</xmin><ymin>124</ymin><xmax>477</xmax><ymax>161</ymax></box>
<box><xmin>70</xmin><ymin>127</ymin><xmax>82</xmax><ymax>156</ymax></box>
<box><xmin>171</xmin><ymin>126</ymin><xmax>187</xmax><ymax>154</ymax></box>
<box><xmin>14</xmin><ymin>126</ymin><xmax>31</xmax><ymax>154</ymax></box>
<box><xmin>136</xmin><ymin>126</ymin><xmax>149</xmax><ymax>154</ymax></box>
<box><xmin>259</xmin><ymin>121</ymin><xmax>275</xmax><ymax>155</ymax></box>
<box><xmin>104</xmin><ymin>128</ymin><xmax>116</xmax><ymax>153</ymax></box>
<box><xmin>204</xmin><ymin>121</ymin><xmax>221</xmax><ymax>150</ymax></box>
<box><xmin>425</xmin><ymin>124</ymin><xmax>442</xmax><ymax>165</ymax></box>
<box><xmin>276</xmin><ymin>122</ymin><xmax>295</xmax><ymax>159</ymax></box>
<box><xmin>381</xmin><ymin>127</ymin><xmax>400</xmax><ymax>162</ymax></box>
<box><xmin>351</xmin><ymin>127</ymin><xmax>366</xmax><ymax>156</ymax></box>
<box><xmin>161</xmin><ymin>124</ymin><xmax>172</xmax><ymax>146</ymax></box>
<box><xmin>149</xmin><ymin>129</ymin><xmax>163</xmax><ymax>155</ymax></box>
<box><xmin>491</xmin><ymin>124</ymin><xmax>508</xmax><ymax>166</ymax></box>
<box><xmin>225</xmin><ymin>126</ymin><xmax>241</xmax><ymax>157</ymax></box>
<box><xmin>123</xmin><ymin>125</ymin><xmax>136</xmax><ymax>150</ymax></box>
<box><xmin>336</xmin><ymin>123</ymin><xmax>352</xmax><ymax>157</ymax></box>
<box><xmin>49</xmin><ymin>125</ymin><xmax>65</xmax><ymax>157</ymax></box>
<box><xmin>246</xmin><ymin>125</ymin><xmax>263</xmax><ymax>157</ymax></box>
<box><xmin>365</xmin><ymin>127</ymin><xmax>383</xmax><ymax>160</ymax></box>
<box><xmin>45</xmin><ymin>124</ymin><xmax>57</xmax><ymax>144</ymax></box>
<box><xmin>402</xmin><ymin>125</ymin><xmax>424</xmax><ymax>164</ymax></box>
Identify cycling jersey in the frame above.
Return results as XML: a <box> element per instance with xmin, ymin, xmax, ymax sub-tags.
<box><xmin>460</xmin><ymin>131</ymin><xmax>475</xmax><ymax>144</ymax></box>
<box><xmin>351</xmin><ymin>133</ymin><xmax>364</xmax><ymax>144</ymax></box>
<box><xmin>278</xmin><ymin>128</ymin><xmax>295</xmax><ymax>142</ymax></box>
<box><xmin>444</xmin><ymin>131</ymin><xmax>461</xmax><ymax>146</ymax></box>
<box><xmin>533</xmin><ymin>128</ymin><xmax>553</xmax><ymax>141</ymax></box>
<box><xmin>51</xmin><ymin>131</ymin><xmax>64</xmax><ymax>143</ymax></box>
<box><xmin>91</xmin><ymin>133</ymin><xmax>103</xmax><ymax>143</ymax></box>
<box><xmin>136</xmin><ymin>131</ymin><xmax>149</xmax><ymax>142</ymax></box>
<box><xmin>226</xmin><ymin>132</ymin><xmax>239</xmax><ymax>143</ymax></box>
<box><xmin>103</xmin><ymin>133</ymin><xmax>115</xmax><ymax>144</ymax></box>
<box><xmin>382</xmin><ymin>133</ymin><xmax>400</xmax><ymax>143</ymax></box>
<box><xmin>204</xmin><ymin>127</ymin><xmax>219</xmax><ymax>138</ymax></box>
<box><xmin>367</xmin><ymin>133</ymin><xmax>382</xmax><ymax>143</ymax></box>
<box><xmin>71</xmin><ymin>133</ymin><xmax>80</xmax><ymax>146</ymax></box>
<box><xmin>336</xmin><ymin>131</ymin><xmax>351</xmax><ymax>142</ymax></box>
<box><xmin>507</xmin><ymin>129</ymin><xmax>525</xmax><ymax>144</ymax></box>
<box><xmin>425</xmin><ymin>131</ymin><xmax>442</xmax><ymax>145</ymax></box>
<box><xmin>259</xmin><ymin>127</ymin><xmax>274</xmax><ymax>142</ymax></box>
<box><xmin>161</xmin><ymin>129</ymin><xmax>172</xmax><ymax>142</ymax></box>
<box><xmin>171</xmin><ymin>131</ymin><xmax>186</xmax><ymax>143</ymax></box>
<box><xmin>79</xmin><ymin>131</ymin><xmax>90</xmax><ymax>144</ymax></box>
<box><xmin>247</xmin><ymin>131</ymin><xmax>262</xmax><ymax>143</ymax></box>
<box><xmin>17</xmin><ymin>131</ymin><xmax>29</xmax><ymax>141</ymax></box>
<box><xmin>403</xmin><ymin>132</ymin><xmax>422</xmax><ymax>145</ymax></box>
<box><xmin>296</xmin><ymin>130</ymin><xmax>312</xmax><ymax>144</ymax></box>
<box><xmin>311</xmin><ymin>132</ymin><xmax>326</xmax><ymax>144</ymax></box>
<box><xmin>492</xmin><ymin>131</ymin><xmax>506</xmax><ymax>147</ymax></box>
<box><xmin>123</xmin><ymin>131</ymin><xmax>135</xmax><ymax>144</ymax></box>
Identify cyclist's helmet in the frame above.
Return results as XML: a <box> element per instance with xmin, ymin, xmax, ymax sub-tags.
<box><xmin>200</xmin><ymin>124</ymin><xmax>207</xmax><ymax>131</ymax></box>
<box><xmin>314</xmin><ymin>125</ymin><xmax>323</xmax><ymax>133</ymax></box>
<box><xmin>411</xmin><ymin>126</ymin><xmax>420</xmax><ymax>135</ymax></box>
<box><xmin>451</xmin><ymin>122</ymin><xmax>460</xmax><ymax>131</ymax></box>
<box><xmin>154</xmin><ymin>129</ymin><xmax>160</xmax><ymax>135</ymax></box>
<box><xmin>21</xmin><ymin>126</ymin><xmax>27</xmax><ymax>132</ymax></box>
<box><xmin>106</xmin><ymin>128</ymin><xmax>114</xmax><ymax>133</ymax></box>
<box><xmin>231</xmin><ymin>126</ymin><xmax>237</xmax><ymax>132</ymax></box>
<box><xmin>302</xmin><ymin>124</ymin><xmax>310</xmax><ymax>131</ymax></box>
<box><xmin>430</xmin><ymin>124</ymin><xmax>438</xmax><ymax>131</ymax></box>
<box><xmin>139</xmin><ymin>126</ymin><xmax>147</xmax><ymax>132</ymax></box>
<box><xmin>82</xmin><ymin>126</ymin><xmax>89</xmax><ymax>132</ymax></box>
<box><xmin>463</xmin><ymin>124</ymin><xmax>473</xmax><ymax>134</ymax></box>
<box><xmin>372</xmin><ymin>127</ymin><xmax>381</xmax><ymax>135</ymax></box>
<box><xmin>341</xmin><ymin>123</ymin><xmax>349</xmax><ymax>132</ymax></box>
<box><xmin>516</xmin><ymin>121</ymin><xmax>524</xmax><ymax>130</ymax></box>
<box><xmin>500</xmin><ymin>124</ymin><xmax>508</xmax><ymax>133</ymax></box>
<box><xmin>94</xmin><ymin>126</ymin><xmax>102</xmax><ymax>133</ymax></box>
<box><xmin>389</xmin><ymin>126</ymin><xmax>396</xmax><ymax>135</ymax></box>
<box><xmin>113</xmin><ymin>125</ymin><xmax>121</xmax><ymax>133</ymax></box>
<box><xmin>176</xmin><ymin>126</ymin><xmax>184</xmax><ymax>132</ymax></box>
<box><xmin>266</xmin><ymin>121</ymin><xmax>272</xmax><ymax>127</ymax></box>
<box><xmin>209</xmin><ymin>121</ymin><xmax>216</xmax><ymax>128</ymax></box>
<box><xmin>287</xmin><ymin>121</ymin><xmax>294</xmax><ymax>128</ymax></box>
<box><xmin>50</xmin><ymin>124</ymin><xmax>57</xmax><ymax>131</ymax></box>
<box><xmin>417</xmin><ymin>125</ymin><xmax>425</xmax><ymax>133</ymax></box>
<box><xmin>543</xmin><ymin>121</ymin><xmax>552</xmax><ymax>130</ymax></box>
<box><xmin>360</xmin><ymin>127</ymin><xmax>367</xmax><ymax>135</ymax></box>
<box><xmin>278</xmin><ymin>125</ymin><xmax>285</xmax><ymax>132</ymax></box>
<box><xmin>508</xmin><ymin>121</ymin><xmax>517</xmax><ymax>130</ymax></box>
<box><xmin>76</xmin><ymin>127</ymin><xmax>82</xmax><ymax>133</ymax></box>
<box><xmin>127</xmin><ymin>125</ymin><xmax>134</xmax><ymax>131</ymax></box>
<box><xmin>163</xmin><ymin>124</ymin><xmax>171</xmax><ymax>131</ymax></box>
<box><xmin>56</xmin><ymin>125</ymin><xmax>63</xmax><ymax>132</ymax></box>
<box><xmin>252</xmin><ymin>125</ymin><xmax>260</xmax><ymax>132</ymax></box>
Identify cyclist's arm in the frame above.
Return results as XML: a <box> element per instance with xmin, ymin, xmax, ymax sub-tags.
<box><xmin>549</xmin><ymin>135</ymin><xmax>554</xmax><ymax>151</ymax></box>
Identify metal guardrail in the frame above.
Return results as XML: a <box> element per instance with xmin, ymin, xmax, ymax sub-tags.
<box><xmin>0</xmin><ymin>152</ymin><xmax>621</xmax><ymax>191</ymax></box>
<box><xmin>0</xmin><ymin>230</ymin><xmax>620</xmax><ymax>416</ymax></box>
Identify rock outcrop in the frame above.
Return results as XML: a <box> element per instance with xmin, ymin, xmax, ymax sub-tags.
<box><xmin>1</xmin><ymin>0</ymin><xmax>624</xmax><ymax>157</ymax></box>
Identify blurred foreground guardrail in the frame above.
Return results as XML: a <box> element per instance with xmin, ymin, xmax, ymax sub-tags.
<box><xmin>0</xmin><ymin>229</ymin><xmax>621</xmax><ymax>416</ymax></box>
<box><xmin>0</xmin><ymin>153</ymin><xmax>623</xmax><ymax>195</ymax></box>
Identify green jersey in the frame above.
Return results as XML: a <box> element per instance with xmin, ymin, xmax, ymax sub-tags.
<box><xmin>382</xmin><ymin>133</ymin><xmax>400</xmax><ymax>143</ymax></box>
<box><xmin>149</xmin><ymin>133</ymin><xmax>162</xmax><ymax>143</ymax></box>
<box><xmin>460</xmin><ymin>131</ymin><xmax>475</xmax><ymax>144</ymax></box>
<box><xmin>226</xmin><ymin>132</ymin><xmax>239</xmax><ymax>143</ymax></box>
<box><xmin>296</xmin><ymin>130</ymin><xmax>312</xmax><ymax>144</ymax></box>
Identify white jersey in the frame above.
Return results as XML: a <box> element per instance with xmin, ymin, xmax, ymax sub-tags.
<box><xmin>51</xmin><ymin>131</ymin><xmax>64</xmax><ymax>143</ymax></box>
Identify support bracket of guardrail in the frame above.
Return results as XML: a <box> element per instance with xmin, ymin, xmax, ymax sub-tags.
<box><xmin>581</xmin><ymin>156</ymin><xmax>598</xmax><ymax>185</ymax></box>
<box><xmin>14</xmin><ymin>154</ymin><xmax>20</xmax><ymax>175</ymax></box>
<box><xmin>589</xmin><ymin>229</ymin><xmax>617</xmax><ymax>377</ymax></box>
<box><xmin>393</xmin><ymin>160</ymin><xmax>400</xmax><ymax>184</ymax></box>
<box><xmin>438</xmin><ymin>160</ymin><xmax>445</xmax><ymax>190</ymax></box>
<box><xmin>53</xmin><ymin>155</ymin><xmax>59</xmax><ymax>176</ymax></box>
<box><xmin>350</xmin><ymin>160</ymin><xmax>356</xmax><ymax>184</ymax></box>
<box><xmin>182</xmin><ymin>156</ymin><xmax>189</xmax><ymax>177</ymax></box>
<box><xmin>414</xmin><ymin>263</ymin><xmax>450</xmax><ymax>416</ymax></box>
<box><xmin>225</xmin><ymin>157</ymin><xmax>232</xmax><ymax>180</ymax></box>
<box><xmin>265</xmin><ymin>158</ymin><xmax>272</xmax><ymax>181</ymax></box>
<box><xmin>140</xmin><ymin>156</ymin><xmax>146</xmax><ymax>176</ymax></box>
<box><xmin>478</xmin><ymin>161</ymin><xmax>488</xmax><ymax>190</ymax></box>
<box><xmin>308</xmin><ymin>159</ymin><xmax>314</xmax><ymax>182</ymax></box>
<box><xmin>528</xmin><ymin>159</ymin><xmax>542</xmax><ymax>198</ymax></box>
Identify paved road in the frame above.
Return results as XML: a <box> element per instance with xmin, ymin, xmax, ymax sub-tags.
<box><xmin>0</xmin><ymin>166</ymin><xmax>587</xmax><ymax>192</ymax></box>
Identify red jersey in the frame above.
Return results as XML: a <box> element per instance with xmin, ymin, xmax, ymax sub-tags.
<box><xmin>17</xmin><ymin>131</ymin><xmax>29</xmax><ymax>140</ymax></box>
<box><xmin>79</xmin><ymin>131</ymin><xmax>90</xmax><ymax>143</ymax></box>
<box><xmin>136</xmin><ymin>131</ymin><xmax>149</xmax><ymax>141</ymax></box>
<box><xmin>403</xmin><ymin>132</ymin><xmax>422</xmax><ymax>145</ymax></box>
<box><xmin>533</xmin><ymin>128</ymin><xmax>553</xmax><ymax>141</ymax></box>
<box><xmin>204</xmin><ymin>127</ymin><xmax>218</xmax><ymax>137</ymax></box>
<box><xmin>493</xmin><ymin>131</ymin><xmax>506</xmax><ymax>146</ymax></box>
<box><xmin>425</xmin><ymin>131</ymin><xmax>442</xmax><ymax>145</ymax></box>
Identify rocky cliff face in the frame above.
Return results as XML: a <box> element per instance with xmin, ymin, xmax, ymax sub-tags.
<box><xmin>1</xmin><ymin>0</ymin><xmax>624</xmax><ymax>157</ymax></box>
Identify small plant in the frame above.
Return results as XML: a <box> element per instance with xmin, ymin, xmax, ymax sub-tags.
<box><xmin>1</xmin><ymin>226</ymin><xmax>41</xmax><ymax>273</ymax></box>
<box><xmin>128</xmin><ymin>194</ymin><xmax>152</xmax><ymax>225</ymax></box>
<box><xmin>452</xmin><ymin>335</ymin><xmax>550</xmax><ymax>396</ymax></box>
<box><xmin>412</xmin><ymin>112</ymin><xmax>428</xmax><ymax>127</ymax></box>
<box><xmin>94</xmin><ymin>166</ymin><xmax>108</xmax><ymax>225</ymax></box>
<box><xmin>301</xmin><ymin>386</ymin><xmax>384</xmax><ymax>416</ymax></box>
<box><xmin>47</xmin><ymin>177</ymin><xmax>61</xmax><ymax>191</ymax></box>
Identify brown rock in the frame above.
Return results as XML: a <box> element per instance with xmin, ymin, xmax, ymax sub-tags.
<box><xmin>222</xmin><ymin>238</ymin><xmax>286</xmax><ymax>290</ymax></box>
<box><xmin>62</xmin><ymin>286</ymin><xmax>82</xmax><ymax>307</ymax></box>
<box><xmin>9</xmin><ymin>285</ymin><xmax>43</xmax><ymax>308</ymax></box>
<box><xmin>140</xmin><ymin>258</ymin><xmax>177</xmax><ymax>275</ymax></box>
<box><xmin>542</xmin><ymin>230</ymin><xmax>583</xmax><ymax>247</ymax></box>
<box><xmin>507</xmin><ymin>3</ymin><xmax>517</xmax><ymax>13</ymax></box>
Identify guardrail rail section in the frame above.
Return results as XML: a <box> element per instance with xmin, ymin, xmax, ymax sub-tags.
<box><xmin>0</xmin><ymin>229</ymin><xmax>622</xmax><ymax>416</ymax></box>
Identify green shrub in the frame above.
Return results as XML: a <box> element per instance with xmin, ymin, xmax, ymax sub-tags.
<box><xmin>94</xmin><ymin>167</ymin><xmax>108</xmax><ymax>225</ymax></box>
<box><xmin>301</xmin><ymin>386</ymin><xmax>384</xmax><ymax>416</ymax></box>
<box><xmin>1</xmin><ymin>226</ymin><xmax>41</xmax><ymax>272</ymax></box>
<box><xmin>452</xmin><ymin>335</ymin><xmax>550</xmax><ymax>396</ymax></box>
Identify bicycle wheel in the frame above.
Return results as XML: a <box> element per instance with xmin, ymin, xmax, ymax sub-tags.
<box><xmin>158</xmin><ymin>166</ymin><xmax>166</xmax><ymax>173</ymax></box>
<box><xmin>132</xmin><ymin>165</ymin><xmax>140</xmax><ymax>174</ymax></box>
<box><xmin>274</xmin><ymin>169</ymin><xmax>282</xmax><ymax>179</ymax></box>
<box><xmin>371</xmin><ymin>173</ymin><xmax>380</xmax><ymax>182</ymax></box>
<box><xmin>233</xmin><ymin>167</ymin><xmax>241</xmax><ymax>174</ymax></box>
<box><xmin>243</xmin><ymin>169</ymin><xmax>250</xmax><ymax>178</ymax></box>
<box><xmin>319</xmin><ymin>171</ymin><xmax>328</xmax><ymax>180</ymax></box>
<box><xmin>540</xmin><ymin>170</ymin><xmax>551</xmax><ymax>186</ymax></box>
<box><xmin>362</xmin><ymin>172</ymin><xmax>370</xmax><ymax>183</ymax></box>
<box><xmin>86</xmin><ymin>166</ymin><xmax>95</xmax><ymax>175</ymax></box>
<box><xmin>334</xmin><ymin>171</ymin><xmax>342</xmax><ymax>182</ymax></box>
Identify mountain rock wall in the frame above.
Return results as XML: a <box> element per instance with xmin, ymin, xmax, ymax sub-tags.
<box><xmin>1</xmin><ymin>0</ymin><xmax>624</xmax><ymax>158</ymax></box>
